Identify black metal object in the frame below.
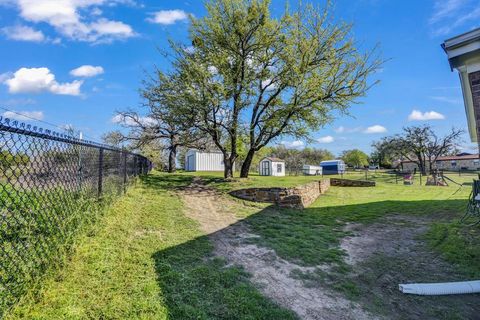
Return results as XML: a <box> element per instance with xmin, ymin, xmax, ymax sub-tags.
<box><xmin>462</xmin><ymin>180</ymin><xmax>480</xmax><ymax>225</ymax></box>
<box><xmin>0</xmin><ymin>117</ymin><xmax>151</xmax><ymax>316</ymax></box>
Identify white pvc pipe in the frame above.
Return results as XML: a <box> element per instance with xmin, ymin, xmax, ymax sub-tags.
<box><xmin>399</xmin><ymin>280</ymin><xmax>480</xmax><ymax>295</ymax></box>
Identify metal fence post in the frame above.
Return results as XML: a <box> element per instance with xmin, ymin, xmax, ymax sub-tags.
<box><xmin>123</xmin><ymin>152</ymin><xmax>127</xmax><ymax>194</ymax></box>
<box><xmin>77</xmin><ymin>145</ymin><xmax>83</xmax><ymax>192</ymax></box>
<box><xmin>98</xmin><ymin>148</ymin><xmax>104</xmax><ymax>198</ymax></box>
<box><xmin>134</xmin><ymin>156</ymin><xmax>138</xmax><ymax>177</ymax></box>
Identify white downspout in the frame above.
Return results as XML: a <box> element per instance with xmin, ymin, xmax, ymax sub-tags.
<box><xmin>399</xmin><ymin>280</ymin><xmax>480</xmax><ymax>295</ymax></box>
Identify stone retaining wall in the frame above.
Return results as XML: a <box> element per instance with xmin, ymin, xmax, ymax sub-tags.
<box><xmin>330</xmin><ymin>178</ymin><xmax>375</xmax><ymax>187</ymax></box>
<box><xmin>230</xmin><ymin>179</ymin><xmax>330</xmax><ymax>209</ymax></box>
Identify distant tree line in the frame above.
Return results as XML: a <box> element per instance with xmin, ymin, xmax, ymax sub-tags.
<box><xmin>0</xmin><ymin>150</ymin><xmax>29</xmax><ymax>169</ymax></box>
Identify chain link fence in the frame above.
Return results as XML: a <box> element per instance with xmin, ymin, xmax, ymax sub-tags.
<box><xmin>336</xmin><ymin>169</ymin><xmax>478</xmax><ymax>186</ymax></box>
<box><xmin>0</xmin><ymin>117</ymin><xmax>151</xmax><ymax>316</ymax></box>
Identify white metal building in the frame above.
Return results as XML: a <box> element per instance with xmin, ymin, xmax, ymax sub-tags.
<box><xmin>259</xmin><ymin>157</ymin><xmax>285</xmax><ymax>176</ymax></box>
<box><xmin>303</xmin><ymin>165</ymin><xmax>322</xmax><ymax>176</ymax></box>
<box><xmin>184</xmin><ymin>149</ymin><xmax>226</xmax><ymax>172</ymax></box>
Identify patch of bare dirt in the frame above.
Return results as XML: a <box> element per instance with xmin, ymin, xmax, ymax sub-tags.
<box><xmin>181</xmin><ymin>177</ymin><xmax>238</xmax><ymax>234</ymax></box>
<box><xmin>180</xmin><ymin>177</ymin><xmax>378</xmax><ymax>320</ymax></box>
<box><xmin>212</xmin><ymin>223</ymin><xmax>378</xmax><ymax>320</ymax></box>
<box><xmin>340</xmin><ymin>214</ymin><xmax>479</xmax><ymax>319</ymax></box>
<box><xmin>340</xmin><ymin>215</ymin><xmax>433</xmax><ymax>266</ymax></box>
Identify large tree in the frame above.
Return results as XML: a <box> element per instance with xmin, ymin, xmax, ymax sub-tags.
<box><xmin>114</xmin><ymin>72</ymin><xmax>205</xmax><ymax>173</ymax></box>
<box><xmin>370</xmin><ymin>137</ymin><xmax>396</xmax><ymax>168</ymax></box>
<box><xmin>341</xmin><ymin>149</ymin><xmax>369</xmax><ymax>168</ymax></box>
<box><xmin>171</xmin><ymin>0</ymin><xmax>381</xmax><ymax>178</ymax></box>
<box><xmin>387</xmin><ymin>125</ymin><xmax>463</xmax><ymax>175</ymax></box>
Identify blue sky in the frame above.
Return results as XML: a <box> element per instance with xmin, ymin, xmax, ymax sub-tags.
<box><xmin>0</xmin><ymin>0</ymin><xmax>479</xmax><ymax>155</ymax></box>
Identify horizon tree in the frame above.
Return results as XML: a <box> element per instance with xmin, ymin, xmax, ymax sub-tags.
<box><xmin>169</xmin><ymin>0</ymin><xmax>381</xmax><ymax>178</ymax></box>
<box><xmin>341</xmin><ymin>149</ymin><xmax>369</xmax><ymax>168</ymax></box>
<box><xmin>113</xmin><ymin>72</ymin><xmax>206</xmax><ymax>173</ymax></box>
<box><xmin>370</xmin><ymin>137</ymin><xmax>396</xmax><ymax>168</ymax></box>
<box><xmin>386</xmin><ymin>125</ymin><xmax>463</xmax><ymax>175</ymax></box>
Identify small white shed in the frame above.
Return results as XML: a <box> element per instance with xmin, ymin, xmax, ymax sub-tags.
<box><xmin>259</xmin><ymin>157</ymin><xmax>285</xmax><ymax>176</ymax></box>
<box><xmin>185</xmin><ymin>149</ymin><xmax>227</xmax><ymax>172</ymax></box>
<box><xmin>303</xmin><ymin>165</ymin><xmax>322</xmax><ymax>176</ymax></box>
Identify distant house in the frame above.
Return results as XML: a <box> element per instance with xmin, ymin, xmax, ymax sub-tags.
<box><xmin>259</xmin><ymin>157</ymin><xmax>285</xmax><ymax>176</ymax></box>
<box><xmin>399</xmin><ymin>154</ymin><xmax>480</xmax><ymax>172</ymax></box>
<box><xmin>320</xmin><ymin>160</ymin><xmax>346</xmax><ymax>175</ymax></box>
<box><xmin>185</xmin><ymin>149</ymin><xmax>227</xmax><ymax>172</ymax></box>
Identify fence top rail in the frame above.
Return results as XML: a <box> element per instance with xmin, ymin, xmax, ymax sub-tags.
<box><xmin>0</xmin><ymin>116</ymin><xmax>143</xmax><ymax>157</ymax></box>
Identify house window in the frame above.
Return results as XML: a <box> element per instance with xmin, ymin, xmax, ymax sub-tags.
<box><xmin>474</xmin><ymin>160</ymin><xmax>480</xmax><ymax>165</ymax></box>
<box><xmin>277</xmin><ymin>163</ymin><xmax>282</xmax><ymax>173</ymax></box>
<box><xmin>451</xmin><ymin>160</ymin><xmax>457</xmax><ymax>168</ymax></box>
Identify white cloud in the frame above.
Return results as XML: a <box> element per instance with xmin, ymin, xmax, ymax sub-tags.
<box><xmin>408</xmin><ymin>110</ymin><xmax>445</xmax><ymax>121</ymax></box>
<box><xmin>280</xmin><ymin>140</ymin><xmax>304</xmax><ymax>149</ymax></box>
<box><xmin>429</xmin><ymin>0</ymin><xmax>464</xmax><ymax>24</ymax></box>
<box><xmin>363</xmin><ymin>125</ymin><xmax>387</xmax><ymax>134</ymax></box>
<box><xmin>261</xmin><ymin>79</ymin><xmax>277</xmax><ymax>91</ymax></box>
<box><xmin>429</xmin><ymin>96</ymin><xmax>462</xmax><ymax>104</ymax></box>
<box><xmin>2</xmin><ymin>110</ymin><xmax>44</xmax><ymax>121</ymax></box>
<box><xmin>0</xmin><ymin>98</ymin><xmax>36</xmax><ymax>107</ymax></box>
<box><xmin>70</xmin><ymin>65</ymin><xmax>104</xmax><ymax>77</ymax></box>
<box><xmin>334</xmin><ymin>126</ymin><xmax>361</xmax><ymax>133</ymax></box>
<box><xmin>147</xmin><ymin>10</ymin><xmax>189</xmax><ymax>25</ymax></box>
<box><xmin>316</xmin><ymin>135</ymin><xmax>334</xmax><ymax>143</ymax></box>
<box><xmin>207</xmin><ymin>66</ymin><xmax>218</xmax><ymax>75</ymax></box>
<box><xmin>2</xmin><ymin>25</ymin><xmax>45</xmax><ymax>42</ymax></box>
<box><xmin>3</xmin><ymin>67</ymin><xmax>83</xmax><ymax>96</ymax></box>
<box><xmin>184</xmin><ymin>46</ymin><xmax>195</xmax><ymax>54</ymax></box>
<box><xmin>89</xmin><ymin>18</ymin><xmax>134</xmax><ymax>40</ymax></box>
<box><xmin>6</xmin><ymin>0</ymin><xmax>135</xmax><ymax>43</ymax></box>
<box><xmin>429</xmin><ymin>0</ymin><xmax>480</xmax><ymax>36</ymax></box>
<box><xmin>0</xmin><ymin>72</ymin><xmax>12</xmax><ymax>83</ymax></box>
<box><xmin>111</xmin><ymin>114</ymin><xmax>156</xmax><ymax>127</ymax></box>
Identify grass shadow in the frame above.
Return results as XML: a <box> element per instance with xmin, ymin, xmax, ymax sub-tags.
<box><xmin>148</xmin><ymin>176</ymin><xmax>479</xmax><ymax>320</ymax></box>
<box><xmin>152</xmin><ymin>236</ymin><xmax>297</xmax><ymax>320</ymax></box>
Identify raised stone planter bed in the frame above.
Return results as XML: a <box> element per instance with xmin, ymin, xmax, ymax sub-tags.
<box><xmin>229</xmin><ymin>179</ymin><xmax>330</xmax><ymax>209</ymax></box>
<box><xmin>330</xmin><ymin>178</ymin><xmax>375</xmax><ymax>187</ymax></box>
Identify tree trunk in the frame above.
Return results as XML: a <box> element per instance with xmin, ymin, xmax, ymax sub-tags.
<box><xmin>224</xmin><ymin>157</ymin><xmax>234</xmax><ymax>179</ymax></box>
<box><xmin>418</xmin><ymin>161</ymin><xmax>426</xmax><ymax>175</ymax></box>
<box><xmin>240</xmin><ymin>149</ymin><xmax>255</xmax><ymax>178</ymax></box>
<box><xmin>168</xmin><ymin>145</ymin><xmax>177</xmax><ymax>173</ymax></box>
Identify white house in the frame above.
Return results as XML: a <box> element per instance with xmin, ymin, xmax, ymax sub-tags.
<box><xmin>185</xmin><ymin>149</ymin><xmax>227</xmax><ymax>172</ymax></box>
<box><xmin>259</xmin><ymin>157</ymin><xmax>285</xmax><ymax>176</ymax></box>
<box><xmin>303</xmin><ymin>165</ymin><xmax>322</xmax><ymax>176</ymax></box>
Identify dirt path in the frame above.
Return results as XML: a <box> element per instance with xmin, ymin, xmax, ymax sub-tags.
<box><xmin>180</xmin><ymin>177</ymin><xmax>377</xmax><ymax>320</ymax></box>
<box><xmin>180</xmin><ymin>177</ymin><xmax>238</xmax><ymax>234</ymax></box>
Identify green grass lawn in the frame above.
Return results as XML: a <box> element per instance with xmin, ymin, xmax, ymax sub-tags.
<box><xmin>7</xmin><ymin>170</ymin><xmax>479</xmax><ymax>319</ymax></box>
<box><xmin>7</xmin><ymin>172</ymin><xmax>295</xmax><ymax>320</ymax></box>
<box><xmin>179</xmin><ymin>169</ymin><xmax>478</xmax><ymax>192</ymax></box>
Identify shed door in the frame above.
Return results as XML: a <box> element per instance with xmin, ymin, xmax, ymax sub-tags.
<box><xmin>262</xmin><ymin>161</ymin><xmax>270</xmax><ymax>175</ymax></box>
<box><xmin>187</xmin><ymin>155</ymin><xmax>194</xmax><ymax>171</ymax></box>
